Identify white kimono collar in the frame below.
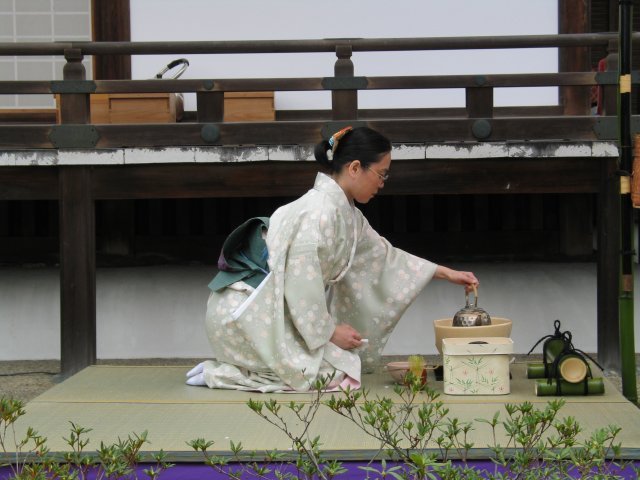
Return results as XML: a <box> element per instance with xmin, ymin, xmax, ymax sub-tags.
<box><xmin>312</xmin><ymin>172</ymin><xmax>354</xmax><ymax>210</ymax></box>
<box><xmin>313</xmin><ymin>173</ymin><xmax>358</xmax><ymax>285</ymax></box>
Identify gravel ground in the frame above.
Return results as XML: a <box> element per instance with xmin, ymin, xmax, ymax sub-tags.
<box><xmin>1</xmin><ymin>355</ymin><xmax>639</xmax><ymax>406</ymax></box>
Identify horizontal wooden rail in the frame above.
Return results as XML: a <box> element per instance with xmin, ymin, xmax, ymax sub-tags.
<box><xmin>0</xmin><ymin>33</ymin><xmax>638</xmax><ymax>56</ymax></box>
<box><xmin>0</xmin><ymin>72</ymin><xmax>631</xmax><ymax>95</ymax></box>
<box><xmin>0</xmin><ymin>116</ymin><xmax>626</xmax><ymax>148</ymax></box>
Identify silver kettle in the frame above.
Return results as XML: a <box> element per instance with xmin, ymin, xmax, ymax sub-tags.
<box><xmin>452</xmin><ymin>285</ymin><xmax>491</xmax><ymax>327</ymax></box>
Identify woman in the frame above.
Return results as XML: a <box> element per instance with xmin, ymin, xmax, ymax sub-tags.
<box><xmin>187</xmin><ymin>126</ymin><xmax>478</xmax><ymax>392</ymax></box>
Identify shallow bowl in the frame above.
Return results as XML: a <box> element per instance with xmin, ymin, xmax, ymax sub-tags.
<box><xmin>433</xmin><ymin>317</ymin><xmax>513</xmax><ymax>354</ymax></box>
<box><xmin>385</xmin><ymin>361</ymin><xmax>435</xmax><ymax>385</ymax></box>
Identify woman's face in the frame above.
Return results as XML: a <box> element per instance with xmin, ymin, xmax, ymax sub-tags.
<box><xmin>349</xmin><ymin>152</ymin><xmax>391</xmax><ymax>204</ymax></box>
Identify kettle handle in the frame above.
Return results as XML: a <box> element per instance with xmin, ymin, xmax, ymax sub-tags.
<box><xmin>464</xmin><ymin>284</ymin><xmax>479</xmax><ymax>307</ymax></box>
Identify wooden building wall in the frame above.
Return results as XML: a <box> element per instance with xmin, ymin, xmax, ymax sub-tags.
<box><xmin>0</xmin><ymin>0</ymin><xmax>625</xmax><ymax>268</ymax></box>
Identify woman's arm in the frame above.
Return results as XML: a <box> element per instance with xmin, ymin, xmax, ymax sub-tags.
<box><xmin>433</xmin><ymin>265</ymin><xmax>479</xmax><ymax>292</ymax></box>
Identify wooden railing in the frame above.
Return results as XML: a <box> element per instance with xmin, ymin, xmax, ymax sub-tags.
<box><xmin>1</xmin><ymin>33</ymin><xmax>638</xmax><ymax>149</ymax></box>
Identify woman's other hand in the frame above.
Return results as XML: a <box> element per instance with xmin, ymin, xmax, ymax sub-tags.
<box><xmin>330</xmin><ymin>323</ymin><xmax>363</xmax><ymax>350</ymax></box>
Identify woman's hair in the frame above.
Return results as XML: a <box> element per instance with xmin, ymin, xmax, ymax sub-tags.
<box><xmin>314</xmin><ymin>126</ymin><xmax>391</xmax><ymax>173</ymax></box>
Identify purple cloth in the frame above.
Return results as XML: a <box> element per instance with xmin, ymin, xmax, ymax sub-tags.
<box><xmin>3</xmin><ymin>460</ymin><xmax>639</xmax><ymax>479</ymax></box>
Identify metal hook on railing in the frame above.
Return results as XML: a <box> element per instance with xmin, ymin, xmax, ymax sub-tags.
<box><xmin>154</xmin><ymin>58</ymin><xmax>189</xmax><ymax>80</ymax></box>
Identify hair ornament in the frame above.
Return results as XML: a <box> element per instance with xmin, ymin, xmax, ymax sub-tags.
<box><xmin>326</xmin><ymin>149</ymin><xmax>334</xmax><ymax>162</ymax></box>
<box><xmin>328</xmin><ymin>126</ymin><xmax>353</xmax><ymax>154</ymax></box>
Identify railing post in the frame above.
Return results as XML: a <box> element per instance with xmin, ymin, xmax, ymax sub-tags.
<box><xmin>466</xmin><ymin>78</ymin><xmax>493</xmax><ymax>140</ymax></box>
<box><xmin>332</xmin><ymin>44</ymin><xmax>357</xmax><ymax>120</ymax></box>
<box><xmin>197</xmin><ymin>91</ymin><xmax>225</xmax><ymax>122</ymax></box>
<box><xmin>466</xmin><ymin>82</ymin><xmax>494</xmax><ymax>118</ymax></box>
<box><xmin>59</xmin><ymin>48</ymin><xmax>89</xmax><ymax>123</ymax></box>
<box><xmin>59</xmin><ymin>47</ymin><xmax>96</xmax><ymax>377</ymax></box>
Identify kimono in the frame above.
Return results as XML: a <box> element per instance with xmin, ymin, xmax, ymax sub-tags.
<box><xmin>201</xmin><ymin>172</ymin><xmax>437</xmax><ymax>392</ymax></box>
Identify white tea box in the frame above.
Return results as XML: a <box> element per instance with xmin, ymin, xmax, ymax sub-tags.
<box><xmin>442</xmin><ymin>337</ymin><xmax>513</xmax><ymax>395</ymax></box>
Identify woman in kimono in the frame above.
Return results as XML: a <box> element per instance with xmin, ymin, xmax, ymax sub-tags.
<box><xmin>186</xmin><ymin>126</ymin><xmax>478</xmax><ymax>392</ymax></box>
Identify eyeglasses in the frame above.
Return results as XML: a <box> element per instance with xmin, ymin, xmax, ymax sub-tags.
<box><xmin>367</xmin><ymin>166</ymin><xmax>390</xmax><ymax>182</ymax></box>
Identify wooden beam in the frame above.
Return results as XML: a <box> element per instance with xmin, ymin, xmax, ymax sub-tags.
<box><xmin>0</xmin><ymin>154</ymin><xmax>606</xmax><ymax>203</ymax></box>
<box><xmin>0</xmin><ymin>167</ymin><xmax>59</xmax><ymax>200</ymax></box>
<box><xmin>59</xmin><ymin>167</ymin><xmax>96</xmax><ymax>377</ymax></box>
<box><xmin>0</xmin><ymin>116</ymin><xmax>621</xmax><ymax>149</ymax></box>
<box><xmin>83</xmin><ymin>158</ymin><xmax>604</xmax><ymax>200</ymax></box>
<box><xmin>0</xmin><ymin>72</ymin><xmax>611</xmax><ymax>96</ymax></box>
<box><xmin>91</xmin><ymin>163</ymin><xmax>319</xmax><ymax>199</ymax></box>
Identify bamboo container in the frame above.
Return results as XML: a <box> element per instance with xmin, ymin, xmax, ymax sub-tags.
<box><xmin>558</xmin><ymin>355</ymin><xmax>589</xmax><ymax>383</ymax></box>
<box><xmin>527</xmin><ymin>356</ymin><xmax>589</xmax><ymax>383</ymax></box>
<box><xmin>534</xmin><ymin>378</ymin><xmax>605</xmax><ymax>396</ymax></box>
<box><xmin>544</xmin><ymin>338</ymin><xmax>565</xmax><ymax>364</ymax></box>
<box><xmin>527</xmin><ymin>363</ymin><xmax>547</xmax><ymax>379</ymax></box>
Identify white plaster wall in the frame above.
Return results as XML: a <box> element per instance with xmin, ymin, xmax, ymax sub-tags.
<box><xmin>129</xmin><ymin>0</ymin><xmax>559</xmax><ymax>111</ymax></box>
<box><xmin>2</xmin><ymin>263</ymin><xmax>638</xmax><ymax>361</ymax></box>
<box><xmin>0</xmin><ymin>0</ymin><xmax>92</xmax><ymax>108</ymax></box>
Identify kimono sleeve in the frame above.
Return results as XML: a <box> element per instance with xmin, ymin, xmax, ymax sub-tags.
<box><xmin>283</xmin><ymin>241</ymin><xmax>336</xmax><ymax>351</ymax></box>
<box><xmin>329</xmin><ymin>213</ymin><xmax>437</xmax><ymax>365</ymax></box>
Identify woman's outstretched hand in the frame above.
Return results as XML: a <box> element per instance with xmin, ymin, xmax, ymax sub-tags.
<box><xmin>330</xmin><ymin>323</ymin><xmax>363</xmax><ymax>350</ymax></box>
<box><xmin>434</xmin><ymin>265</ymin><xmax>479</xmax><ymax>293</ymax></box>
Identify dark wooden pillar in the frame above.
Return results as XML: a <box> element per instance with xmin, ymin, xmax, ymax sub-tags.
<box><xmin>558</xmin><ymin>0</ymin><xmax>591</xmax><ymax>115</ymax></box>
<box><xmin>59</xmin><ymin>167</ymin><xmax>96</xmax><ymax>377</ymax></box>
<box><xmin>332</xmin><ymin>44</ymin><xmax>357</xmax><ymax>120</ymax></box>
<box><xmin>593</xmin><ymin>2</ymin><xmax>619</xmax><ymax>370</ymax></box>
<box><xmin>91</xmin><ymin>0</ymin><xmax>131</xmax><ymax>80</ymax></box>
<box><xmin>597</xmin><ymin>157</ymin><xmax>620</xmax><ymax>371</ymax></box>
<box><xmin>91</xmin><ymin>0</ymin><xmax>135</xmax><ymax>261</ymax></box>
<box><xmin>59</xmin><ymin>51</ymin><xmax>95</xmax><ymax>377</ymax></box>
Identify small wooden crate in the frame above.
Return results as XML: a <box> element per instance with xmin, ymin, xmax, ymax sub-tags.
<box><xmin>223</xmin><ymin>92</ymin><xmax>274</xmax><ymax>122</ymax></box>
<box><xmin>90</xmin><ymin>93</ymin><xmax>183</xmax><ymax>124</ymax></box>
<box><xmin>56</xmin><ymin>93</ymin><xmax>183</xmax><ymax>124</ymax></box>
<box><xmin>56</xmin><ymin>91</ymin><xmax>273</xmax><ymax>123</ymax></box>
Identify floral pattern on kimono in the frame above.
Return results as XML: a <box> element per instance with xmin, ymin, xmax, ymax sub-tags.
<box><xmin>202</xmin><ymin>173</ymin><xmax>437</xmax><ymax>391</ymax></box>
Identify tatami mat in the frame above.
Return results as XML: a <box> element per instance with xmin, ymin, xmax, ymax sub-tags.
<box><xmin>31</xmin><ymin>363</ymin><xmax>626</xmax><ymax>405</ymax></box>
<box><xmin>8</xmin><ymin>363</ymin><xmax>640</xmax><ymax>460</ymax></box>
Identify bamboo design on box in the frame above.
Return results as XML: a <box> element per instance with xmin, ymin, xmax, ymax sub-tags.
<box><xmin>444</xmin><ymin>355</ymin><xmax>507</xmax><ymax>394</ymax></box>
